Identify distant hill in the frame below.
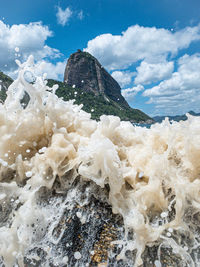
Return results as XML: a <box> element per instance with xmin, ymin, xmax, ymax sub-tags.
<box><xmin>153</xmin><ymin>111</ymin><xmax>200</xmax><ymax>123</ymax></box>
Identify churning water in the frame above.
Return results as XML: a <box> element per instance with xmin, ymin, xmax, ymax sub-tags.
<box><xmin>0</xmin><ymin>56</ymin><xmax>200</xmax><ymax>267</ymax></box>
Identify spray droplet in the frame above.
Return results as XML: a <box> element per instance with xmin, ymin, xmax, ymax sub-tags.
<box><xmin>76</xmin><ymin>211</ymin><xmax>82</xmax><ymax>218</ymax></box>
<box><xmin>168</xmin><ymin>227</ymin><xmax>173</xmax><ymax>233</ymax></box>
<box><xmin>74</xmin><ymin>251</ymin><xmax>82</xmax><ymax>259</ymax></box>
<box><xmin>24</xmin><ymin>71</ymin><xmax>36</xmax><ymax>83</ymax></box>
<box><xmin>160</xmin><ymin>211</ymin><xmax>168</xmax><ymax>218</ymax></box>
<box><xmin>154</xmin><ymin>260</ymin><xmax>161</xmax><ymax>267</ymax></box>
<box><xmin>38</xmin><ymin>147</ymin><xmax>47</xmax><ymax>154</ymax></box>
<box><xmin>33</xmin><ymin>141</ymin><xmax>37</xmax><ymax>147</ymax></box>
<box><xmin>138</xmin><ymin>172</ymin><xmax>144</xmax><ymax>178</ymax></box>
<box><xmin>25</xmin><ymin>171</ymin><xmax>32</xmax><ymax>178</ymax></box>
<box><xmin>62</xmin><ymin>256</ymin><xmax>68</xmax><ymax>263</ymax></box>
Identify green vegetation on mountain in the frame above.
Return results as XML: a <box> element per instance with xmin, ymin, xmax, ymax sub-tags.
<box><xmin>0</xmin><ymin>50</ymin><xmax>153</xmax><ymax>123</ymax></box>
<box><xmin>48</xmin><ymin>79</ymin><xmax>152</xmax><ymax>122</ymax></box>
<box><xmin>0</xmin><ymin>72</ymin><xmax>13</xmax><ymax>102</ymax></box>
<box><xmin>0</xmin><ymin>71</ymin><xmax>152</xmax><ymax>122</ymax></box>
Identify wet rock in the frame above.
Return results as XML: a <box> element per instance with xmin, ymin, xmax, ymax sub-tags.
<box><xmin>0</xmin><ymin>179</ymin><xmax>197</xmax><ymax>267</ymax></box>
<box><xmin>20</xmin><ymin>179</ymin><xmax>189</xmax><ymax>267</ymax></box>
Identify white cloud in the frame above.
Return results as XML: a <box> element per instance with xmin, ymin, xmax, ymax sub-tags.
<box><xmin>0</xmin><ymin>20</ymin><xmax>61</xmax><ymax>72</ymax></box>
<box><xmin>0</xmin><ymin>20</ymin><xmax>66</xmax><ymax>81</ymax></box>
<box><xmin>143</xmin><ymin>54</ymin><xmax>200</xmax><ymax>115</ymax></box>
<box><xmin>34</xmin><ymin>60</ymin><xmax>66</xmax><ymax>81</ymax></box>
<box><xmin>56</xmin><ymin>7</ymin><xmax>73</xmax><ymax>26</ymax></box>
<box><xmin>7</xmin><ymin>60</ymin><xmax>67</xmax><ymax>81</ymax></box>
<box><xmin>111</xmin><ymin>70</ymin><xmax>135</xmax><ymax>87</ymax></box>
<box><xmin>85</xmin><ymin>24</ymin><xmax>200</xmax><ymax>70</ymax></box>
<box><xmin>78</xmin><ymin>10</ymin><xmax>84</xmax><ymax>20</ymax></box>
<box><xmin>134</xmin><ymin>60</ymin><xmax>174</xmax><ymax>85</ymax></box>
<box><xmin>122</xmin><ymin>84</ymin><xmax>144</xmax><ymax>100</ymax></box>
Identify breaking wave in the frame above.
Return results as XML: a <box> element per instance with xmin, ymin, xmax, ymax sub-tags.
<box><xmin>0</xmin><ymin>56</ymin><xmax>200</xmax><ymax>266</ymax></box>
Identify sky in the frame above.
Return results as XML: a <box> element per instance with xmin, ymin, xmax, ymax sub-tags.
<box><xmin>1</xmin><ymin>0</ymin><xmax>200</xmax><ymax>116</ymax></box>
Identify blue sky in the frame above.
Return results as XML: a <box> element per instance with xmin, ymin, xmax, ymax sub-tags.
<box><xmin>1</xmin><ymin>0</ymin><xmax>200</xmax><ymax>116</ymax></box>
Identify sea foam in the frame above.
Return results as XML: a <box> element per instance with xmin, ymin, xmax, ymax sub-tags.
<box><xmin>0</xmin><ymin>56</ymin><xmax>200</xmax><ymax>266</ymax></box>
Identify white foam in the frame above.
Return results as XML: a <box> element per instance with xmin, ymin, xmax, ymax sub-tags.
<box><xmin>0</xmin><ymin>55</ymin><xmax>199</xmax><ymax>266</ymax></box>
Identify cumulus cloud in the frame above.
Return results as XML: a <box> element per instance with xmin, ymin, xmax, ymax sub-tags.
<box><xmin>56</xmin><ymin>7</ymin><xmax>73</xmax><ymax>26</ymax></box>
<box><xmin>111</xmin><ymin>70</ymin><xmax>135</xmax><ymax>87</ymax></box>
<box><xmin>143</xmin><ymin>54</ymin><xmax>200</xmax><ymax>115</ymax></box>
<box><xmin>7</xmin><ymin>60</ymin><xmax>66</xmax><ymax>81</ymax></box>
<box><xmin>134</xmin><ymin>60</ymin><xmax>174</xmax><ymax>85</ymax></box>
<box><xmin>85</xmin><ymin>24</ymin><xmax>200</xmax><ymax>70</ymax></box>
<box><xmin>0</xmin><ymin>20</ymin><xmax>67</xmax><ymax>81</ymax></box>
<box><xmin>0</xmin><ymin>20</ymin><xmax>61</xmax><ymax>72</ymax></box>
<box><xmin>122</xmin><ymin>85</ymin><xmax>144</xmax><ymax>100</ymax></box>
<box><xmin>34</xmin><ymin>60</ymin><xmax>66</xmax><ymax>81</ymax></box>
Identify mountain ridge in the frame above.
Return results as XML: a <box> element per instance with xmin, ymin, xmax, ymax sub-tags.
<box><xmin>153</xmin><ymin>111</ymin><xmax>200</xmax><ymax>123</ymax></box>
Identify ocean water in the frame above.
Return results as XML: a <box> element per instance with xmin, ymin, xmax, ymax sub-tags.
<box><xmin>133</xmin><ymin>123</ymin><xmax>152</xmax><ymax>128</ymax></box>
<box><xmin>0</xmin><ymin>56</ymin><xmax>200</xmax><ymax>267</ymax></box>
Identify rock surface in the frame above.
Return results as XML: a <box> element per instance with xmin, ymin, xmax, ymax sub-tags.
<box><xmin>0</xmin><ymin>177</ymin><xmax>192</xmax><ymax>267</ymax></box>
<box><xmin>0</xmin><ymin>177</ymin><xmax>184</xmax><ymax>267</ymax></box>
<box><xmin>64</xmin><ymin>50</ymin><xmax>130</xmax><ymax>109</ymax></box>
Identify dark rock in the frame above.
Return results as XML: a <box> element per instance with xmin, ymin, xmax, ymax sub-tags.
<box><xmin>64</xmin><ymin>51</ymin><xmax>130</xmax><ymax>109</ymax></box>
<box><xmin>0</xmin><ymin>176</ymin><xmax>197</xmax><ymax>266</ymax></box>
<box><xmin>21</xmin><ymin>178</ymin><xmax>187</xmax><ymax>267</ymax></box>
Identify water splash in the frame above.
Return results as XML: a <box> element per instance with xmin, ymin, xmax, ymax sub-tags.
<box><xmin>0</xmin><ymin>56</ymin><xmax>200</xmax><ymax>266</ymax></box>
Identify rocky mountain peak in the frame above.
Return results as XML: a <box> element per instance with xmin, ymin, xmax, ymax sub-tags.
<box><xmin>64</xmin><ymin>50</ymin><xmax>130</xmax><ymax>109</ymax></box>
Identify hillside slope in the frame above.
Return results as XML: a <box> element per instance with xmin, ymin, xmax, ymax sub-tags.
<box><xmin>0</xmin><ymin>70</ymin><xmax>152</xmax><ymax>123</ymax></box>
<box><xmin>48</xmin><ymin>79</ymin><xmax>152</xmax><ymax>122</ymax></box>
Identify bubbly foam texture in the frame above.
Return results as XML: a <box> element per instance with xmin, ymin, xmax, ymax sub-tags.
<box><xmin>0</xmin><ymin>56</ymin><xmax>200</xmax><ymax>266</ymax></box>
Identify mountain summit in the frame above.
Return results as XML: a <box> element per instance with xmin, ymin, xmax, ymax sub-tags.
<box><xmin>64</xmin><ymin>50</ymin><xmax>130</xmax><ymax>109</ymax></box>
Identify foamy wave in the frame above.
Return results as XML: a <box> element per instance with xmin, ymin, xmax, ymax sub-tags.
<box><xmin>0</xmin><ymin>56</ymin><xmax>200</xmax><ymax>266</ymax></box>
